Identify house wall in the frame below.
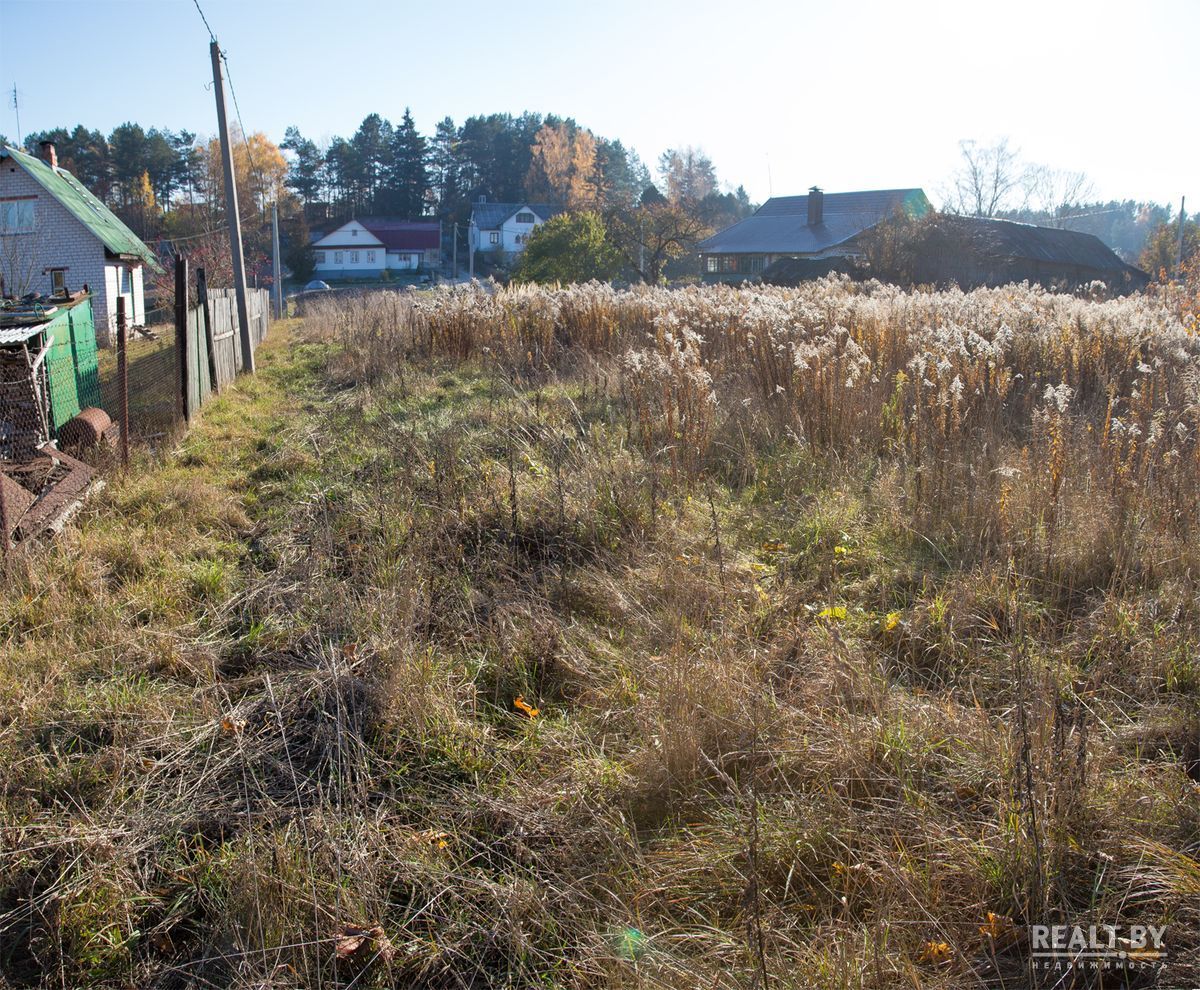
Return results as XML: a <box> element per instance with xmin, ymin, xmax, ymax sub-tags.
<box><xmin>472</xmin><ymin>209</ymin><xmax>547</xmax><ymax>254</ymax></box>
<box><xmin>0</xmin><ymin>160</ymin><xmax>116</xmax><ymax>338</ymax></box>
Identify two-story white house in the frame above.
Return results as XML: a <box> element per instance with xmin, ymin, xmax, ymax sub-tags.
<box><xmin>0</xmin><ymin>142</ymin><xmax>163</xmax><ymax>344</ymax></box>
<box><xmin>468</xmin><ymin>201</ymin><xmax>564</xmax><ymax>258</ymax></box>
<box><xmin>311</xmin><ymin>218</ymin><xmax>441</xmax><ymax>280</ymax></box>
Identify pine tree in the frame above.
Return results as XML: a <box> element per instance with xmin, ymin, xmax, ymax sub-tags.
<box><xmin>388</xmin><ymin>109</ymin><xmax>430</xmax><ymax>217</ymax></box>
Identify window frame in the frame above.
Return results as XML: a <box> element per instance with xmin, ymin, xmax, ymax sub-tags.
<box><xmin>50</xmin><ymin>269</ymin><xmax>67</xmax><ymax>294</ymax></box>
<box><xmin>349</xmin><ymin>250</ymin><xmax>359</xmax><ymax>264</ymax></box>
<box><xmin>366</xmin><ymin>250</ymin><xmax>375</xmax><ymax>263</ymax></box>
<box><xmin>314</xmin><ymin>251</ymin><xmax>325</xmax><ymax>264</ymax></box>
<box><xmin>334</xmin><ymin>251</ymin><xmax>343</xmax><ymax>264</ymax></box>
<box><xmin>515</xmin><ymin>211</ymin><xmax>535</xmax><ymax>224</ymax></box>
<box><xmin>489</xmin><ymin>231</ymin><xmax>500</xmax><ymax>245</ymax></box>
<box><xmin>0</xmin><ymin>197</ymin><xmax>36</xmax><ymax>233</ymax></box>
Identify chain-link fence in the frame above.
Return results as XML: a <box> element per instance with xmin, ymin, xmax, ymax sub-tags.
<box><xmin>2</xmin><ymin>274</ymin><xmax>271</xmax><ymax>550</ymax></box>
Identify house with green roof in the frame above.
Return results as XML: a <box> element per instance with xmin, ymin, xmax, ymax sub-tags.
<box><xmin>1</xmin><ymin>142</ymin><xmax>163</xmax><ymax>343</ymax></box>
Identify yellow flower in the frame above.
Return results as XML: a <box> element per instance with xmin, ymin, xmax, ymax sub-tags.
<box><xmin>884</xmin><ymin>611</ymin><xmax>902</xmax><ymax>631</ymax></box>
<box><xmin>917</xmin><ymin>940</ymin><xmax>951</xmax><ymax>964</ymax></box>
<box><xmin>817</xmin><ymin>606</ymin><xmax>848</xmax><ymax>621</ymax></box>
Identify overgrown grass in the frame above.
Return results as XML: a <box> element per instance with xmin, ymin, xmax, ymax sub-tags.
<box><xmin>2</xmin><ymin>280</ymin><xmax>1198</xmax><ymax>990</ymax></box>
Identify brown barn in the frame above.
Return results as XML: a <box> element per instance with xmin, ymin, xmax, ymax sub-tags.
<box><xmin>909</xmin><ymin>215</ymin><xmax>1150</xmax><ymax>292</ymax></box>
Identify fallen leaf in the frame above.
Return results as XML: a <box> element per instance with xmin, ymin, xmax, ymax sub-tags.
<box><xmin>514</xmin><ymin>695</ymin><xmax>540</xmax><ymax>718</ymax></box>
<box><xmin>817</xmin><ymin>606</ymin><xmax>848</xmax><ymax>621</ymax></box>
<box><xmin>220</xmin><ymin>716</ymin><xmax>245</xmax><ymax>737</ymax></box>
<box><xmin>917</xmin><ymin>940</ymin><xmax>951</xmax><ymax>964</ymax></box>
<box><xmin>334</xmin><ymin>924</ymin><xmax>394</xmax><ymax>964</ymax></box>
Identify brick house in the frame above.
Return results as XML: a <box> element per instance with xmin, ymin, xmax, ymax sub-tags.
<box><xmin>0</xmin><ymin>142</ymin><xmax>163</xmax><ymax>343</ymax></box>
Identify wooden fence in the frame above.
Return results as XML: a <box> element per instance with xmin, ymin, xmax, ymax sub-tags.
<box><xmin>177</xmin><ymin>266</ymin><xmax>271</xmax><ymax>421</ymax></box>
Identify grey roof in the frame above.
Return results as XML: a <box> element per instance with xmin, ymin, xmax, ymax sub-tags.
<box><xmin>699</xmin><ymin>188</ymin><xmax>929</xmax><ymax>255</ymax></box>
<box><xmin>469</xmin><ymin>202</ymin><xmax>563</xmax><ymax>230</ymax></box>
<box><xmin>932</xmin><ymin>215</ymin><xmax>1143</xmax><ymax>272</ymax></box>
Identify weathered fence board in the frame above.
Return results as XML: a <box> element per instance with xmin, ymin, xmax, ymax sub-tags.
<box><xmin>180</xmin><ymin>287</ymin><xmax>270</xmax><ymax>420</ymax></box>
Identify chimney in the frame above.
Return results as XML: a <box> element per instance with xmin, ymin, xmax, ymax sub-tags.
<box><xmin>807</xmin><ymin>186</ymin><xmax>824</xmax><ymax>226</ymax></box>
<box><xmin>39</xmin><ymin>141</ymin><xmax>57</xmax><ymax>170</ymax></box>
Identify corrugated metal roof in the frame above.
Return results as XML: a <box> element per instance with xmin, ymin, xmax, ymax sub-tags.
<box><xmin>1</xmin><ymin>146</ymin><xmax>164</xmax><ymax>273</ymax></box>
<box><xmin>469</xmin><ymin>202</ymin><xmax>564</xmax><ymax>230</ymax></box>
<box><xmin>698</xmin><ymin>188</ymin><xmax>929</xmax><ymax>255</ymax></box>
<box><xmin>0</xmin><ymin>323</ymin><xmax>46</xmax><ymax>346</ymax></box>
<box><xmin>359</xmin><ymin>218</ymin><xmax>441</xmax><ymax>251</ymax></box>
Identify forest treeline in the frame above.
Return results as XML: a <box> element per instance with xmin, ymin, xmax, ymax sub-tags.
<box><xmin>2</xmin><ymin>116</ymin><xmax>1189</xmax><ymax>283</ymax></box>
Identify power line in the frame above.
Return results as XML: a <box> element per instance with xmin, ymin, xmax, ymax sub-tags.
<box><xmin>191</xmin><ymin>0</ymin><xmax>216</xmax><ymax>41</ymax></box>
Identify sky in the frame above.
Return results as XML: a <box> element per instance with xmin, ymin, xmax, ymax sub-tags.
<box><xmin>0</xmin><ymin>0</ymin><xmax>1196</xmax><ymax>210</ymax></box>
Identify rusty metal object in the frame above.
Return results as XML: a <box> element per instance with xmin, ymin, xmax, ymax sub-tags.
<box><xmin>1</xmin><ymin>470</ymin><xmax>36</xmax><ymax>540</ymax></box>
<box><xmin>58</xmin><ymin>407</ymin><xmax>114</xmax><ymax>451</ymax></box>
<box><xmin>14</xmin><ymin>447</ymin><xmax>96</xmax><ymax>540</ymax></box>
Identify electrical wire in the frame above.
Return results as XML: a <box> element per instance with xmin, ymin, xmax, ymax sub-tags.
<box><xmin>191</xmin><ymin>0</ymin><xmax>216</xmax><ymax>42</ymax></box>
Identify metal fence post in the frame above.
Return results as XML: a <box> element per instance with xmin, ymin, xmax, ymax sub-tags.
<box><xmin>117</xmin><ymin>296</ymin><xmax>129</xmax><ymax>469</ymax></box>
<box><xmin>174</xmin><ymin>253</ymin><xmax>190</xmax><ymax>423</ymax></box>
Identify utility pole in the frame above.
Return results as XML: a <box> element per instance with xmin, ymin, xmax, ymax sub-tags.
<box><xmin>1176</xmin><ymin>196</ymin><xmax>1187</xmax><ymax>279</ymax></box>
<box><xmin>271</xmin><ymin>201</ymin><xmax>282</xmax><ymax>319</ymax></box>
<box><xmin>209</xmin><ymin>40</ymin><xmax>254</xmax><ymax>374</ymax></box>
<box><xmin>468</xmin><ymin>220</ymin><xmax>475</xmax><ymax>280</ymax></box>
<box><xmin>452</xmin><ymin>222</ymin><xmax>458</xmax><ymax>280</ymax></box>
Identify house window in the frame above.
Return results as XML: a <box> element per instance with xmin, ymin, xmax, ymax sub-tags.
<box><xmin>705</xmin><ymin>256</ymin><xmax>718</xmax><ymax>273</ymax></box>
<box><xmin>334</xmin><ymin>251</ymin><xmax>343</xmax><ymax>264</ymax></box>
<box><xmin>351</xmin><ymin>229</ymin><xmax>357</xmax><ymax>236</ymax></box>
<box><xmin>366</xmin><ymin>250</ymin><xmax>375</xmax><ymax>263</ymax></box>
<box><xmin>516</xmin><ymin>211</ymin><xmax>535</xmax><ymax>224</ymax></box>
<box><xmin>489</xmin><ymin>232</ymin><xmax>500</xmax><ymax>245</ymax></box>
<box><xmin>350</xmin><ymin>251</ymin><xmax>359</xmax><ymax>263</ymax></box>
<box><xmin>50</xmin><ymin>269</ymin><xmax>67</xmax><ymax>295</ymax></box>
<box><xmin>314</xmin><ymin>251</ymin><xmax>325</xmax><ymax>263</ymax></box>
<box><xmin>0</xmin><ymin>198</ymin><xmax>35</xmax><ymax>233</ymax></box>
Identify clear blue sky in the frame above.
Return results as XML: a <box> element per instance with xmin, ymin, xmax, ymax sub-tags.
<box><xmin>1</xmin><ymin>0</ymin><xmax>1196</xmax><ymax>209</ymax></box>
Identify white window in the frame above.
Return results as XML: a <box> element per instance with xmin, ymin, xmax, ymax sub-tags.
<box><xmin>50</xmin><ymin>269</ymin><xmax>67</xmax><ymax>294</ymax></box>
<box><xmin>334</xmin><ymin>251</ymin><xmax>343</xmax><ymax>264</ymax></box>
<box><xmin>705</xmin><ymin>256</ymin><xmax>718</xmax><ymax>273</ymax></box>
<box><xmin>350</xmin><ymin>251</ymin><xmax>359</xmax><ymax>263</ymax></box>
<box><xmin>516</xmin><ymin>211</ymin><xmax>535</xmax><ymax>224</ymax></box>
<box><xmin>0</xmin><ymin>198</ymin><xmax>36</xmax><ymax>233</ymax></box>
<box><xmin>366</xmin><ymin>250</ymin><xmax>375</xmax><ymax>263</ymax></box>
<box><xmin>314</xmin><ymin>251</ymin><xmax>325</xmax><ymax>263</ymax></box>
<box><xmin>489</xmin><ymin>231</ymin><xmax>500</xmax><ymax>245</ymax></box>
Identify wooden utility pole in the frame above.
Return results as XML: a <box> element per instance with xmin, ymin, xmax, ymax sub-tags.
<box><xmin>1176</xmin><ymin>196</ymin><xmax>1187</xmax><ymax>279</ymax></box>
<box><xmin>468</xmin><ymin>220</ymin><xmax>475</xmax><ymax>280</ymax></box>
<box><xmin>209</xmin><ymin>40</ymin><xmax>254</xmax><ymax>374</ymax></box>
<box><xmin>452</xmin><ymin>222</ymin><xmax>457</xmax><ymax>279</ymax></box>
<box><xmin>271</xmin><ymin>201</ymin><xmax>283</xmax><ymax>319</ymax></box>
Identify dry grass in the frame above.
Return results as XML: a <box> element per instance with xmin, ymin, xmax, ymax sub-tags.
<box><xmin>1</xmin><ymin>280</ymin><xmax>1199</xmax><ymax>989</ymax></box>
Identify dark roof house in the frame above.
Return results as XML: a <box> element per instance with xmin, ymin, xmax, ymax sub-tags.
<box><xmin>907</xmin><ymin>215</ymin><xmax>1150</xmax><ymax>292</ymax></box>
<box><xmin>699</xmin><ymin>187</ymin><xmax>931</xmax><ymax>281</ymax></box>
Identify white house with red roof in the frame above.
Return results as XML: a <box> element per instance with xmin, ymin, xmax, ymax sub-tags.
<box><xmin>311</xmin><ymin>218</ymin><xmax>441</xmax><ymax>280</ymax></box>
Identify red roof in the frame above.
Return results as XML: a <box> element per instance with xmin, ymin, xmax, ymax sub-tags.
<box><xmin>359</xmin><ymin>219</ymin><xmax>441</xmax><ymax>252</ymax></box>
